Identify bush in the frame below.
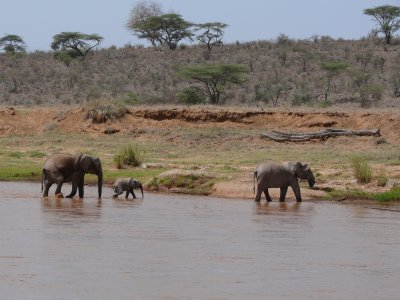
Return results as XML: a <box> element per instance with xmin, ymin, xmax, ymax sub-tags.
<box><xmin>350</xmin><ymin>155</ymin><xmax>373</xmax><ymax>183</ymax></box>
<box><xmin>122</xmin><ymin>92</ymin><xmax>141</xmax><ymax>105</ymax></box>
<box><xmin>359</xmin><ymin>84</ymin><xmax>384</xmax><ymax>108</ymax></box>
<box><xmin>178</xmin><ymin>87</ymin><xmax>205</xmax><ymax>105</ymax></box>
<box><xmin>113</xmin><ymin>144</ymin><xmax>144</xmax><ymax>169</ymax></box>
<box><xmin>376</xmin><ymin>170</ymin><xmax>388</xmax><ymax>187</ymax></box>
<box><xmin>85</xmin><ymin>99</ymin><xmax>127</xmax><ymax>123</ymax></box>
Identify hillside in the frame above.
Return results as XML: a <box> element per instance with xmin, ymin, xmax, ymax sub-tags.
<box><xmin>0</xmin><ymin>37</ymin><xmax>399</xmax><ymax>108</ymax></box>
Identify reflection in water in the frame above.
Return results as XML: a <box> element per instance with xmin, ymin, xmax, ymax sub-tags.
<box><xmin>41</xmin><ymin>197</ymin><xmax>102</xmax><ymax>218</ymax></box>
<box><xmin>255</xmin><ymin>201</ymin><xmax>303</xmax><ymax>214</ymax></box>
<box><xmin>0</xmin><ymin>182</ymin><xmax>400</xmax><ymax>300</ymax></box>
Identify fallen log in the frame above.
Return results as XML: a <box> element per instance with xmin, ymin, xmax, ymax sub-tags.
<box><xmin>261</xmin><ymin>128</ymin><xmax>380</xmax><ymax>142</ymax></box>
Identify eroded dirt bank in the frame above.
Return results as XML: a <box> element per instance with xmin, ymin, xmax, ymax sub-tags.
<box><xmin>1</xmin><ymin>106</ymin><xmax>400</xmax><ymax>141</ymax></box>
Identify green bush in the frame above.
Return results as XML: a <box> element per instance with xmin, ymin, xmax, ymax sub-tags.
<box><xmin>178</xmin><ymin>87</ymin><xmax>205</xmax><ymax>105</ymax></box>
<box><xmin>350</xmin><ymin>155</ymin><xmax>373</xmax><ymax>183</ymax></box>
<box><xmin>113</xmin><ymin>144</ymin><xmax>144</xmax><ymax>168</ymax></box>
<box><xmin>123</xmin><ymin>92</ymin><xmax>141</xmax><ymax>105</ymax></box>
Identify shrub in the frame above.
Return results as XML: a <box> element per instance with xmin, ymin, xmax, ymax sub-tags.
<box><xmin>113</xmin><ymin>144</ymin><xmax>144</xmax><ymax>168</ymax></box>
<box><xmin>123</xmin><ymin>92</ymin><xmax>141</xmax><ymax>105</ymax></box>
<box><xmin>178</xmin><ymin>87</ymin><xmax>205</xmax><ymax>105</ymax></box>
<box><xmin>85</xmin><ymin>99</ymin><xmax>128</xmax><ymax>123</ymax></box>
<box><xmin>359</xmin><ymin>84</ymin><xmax>384</xmax><ymax>108</ymax></box>
<box><xmin>376</xmin><ymin>170</ymin><xmax>388</xmax><ymax>187</ymax></box>
<box><xmin>350</xmin><ymin>155</ymin><xmax>373</xmax><ymax>183</ymax></box>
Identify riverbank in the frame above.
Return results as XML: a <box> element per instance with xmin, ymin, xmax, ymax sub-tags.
<box><xmin>1</xmin><ymin>106</ymin><xmax>400</xmax><ymax>202</ymax></box>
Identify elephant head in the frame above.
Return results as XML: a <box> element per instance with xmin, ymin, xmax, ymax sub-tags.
<box><xmin>75</xmin><ymin>154</ymin><xmax>103</xmax><ymax>198</ymax></box>
<box><xmin>292</xmin><ymin>162</ymin><xmax>315</xmax><ymax>187</ymax></box>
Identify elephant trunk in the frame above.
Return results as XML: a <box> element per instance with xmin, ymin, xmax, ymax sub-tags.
<box><xmin>97</xmin><ymin>170</ymin><xmax>103</xmax><ymax>198</ymax></box>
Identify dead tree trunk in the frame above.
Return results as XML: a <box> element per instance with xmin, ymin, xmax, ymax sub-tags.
<box><xmin>261</xmin><ymin>128</ymin><xmax>381</xmax><ymax>142</ymax></box>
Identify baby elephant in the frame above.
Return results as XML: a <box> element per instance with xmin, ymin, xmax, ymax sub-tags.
<box><xmin>254</xmin><ymin>160</ymin><xmax>315</xmax><ymax>202</ymax></box>
<box><xmin>112</xmin><ymin>178</ymin><xmax>144</xmax><ymax>199</ymax></box>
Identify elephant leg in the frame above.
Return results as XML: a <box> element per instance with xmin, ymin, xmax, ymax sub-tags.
<box><xmin>264</xmin><ymin>188</ymin><xmax>272</xmax><ymax>202</ymax></box>
<box><xmin>78</xmin><ymin>175</ymin><xmax>84</xmax><ymax>198</ymax></box>
<box><xmin>291</xmin><ymin>181</ymin><xmax>302</xmax><ymax>202</ymax></box>
<box><xmin>130</xmin><ymin>188</ymin><xmax>137</xmax><ymax>199</ymax></box>
<box><xmin>43</xmin><ymin>181</ymin><xmax>52</xmax><ymax>197</ymax></box>
<box><xmin>255</xmin><ymin>187</ymin><xmax>262</xmax><ymax>202</ymax></box>
<box><xmin>66</xmin><ymin>174</ymin><xmax>78</xmax><ymax>198</ymax></box>
<box><xmin>279</xmin><ymin>186</ymin><xmax>288</xmax><ymax>202</ymax></box>
<box><xmin>125</xmin><ymin>189</ymin><xmax>130</xmax><ymax>199</ymax></box>
<box><xmin>55</xmin><ymin>183</ymin><xmax>63</xmax><ymax>196</ymax></box>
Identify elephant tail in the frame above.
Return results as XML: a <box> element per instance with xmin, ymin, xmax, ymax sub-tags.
<box><xmin>253</xmin><ymin>171</ymin><xmax>257</xmax><ymax>194</ymax></box>
<box><xmin>41</xmin><ymin>169</ymin><xmax>45</xmax><ymax>192</ymax></box>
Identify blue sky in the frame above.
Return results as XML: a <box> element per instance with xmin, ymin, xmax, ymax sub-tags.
<box><xmin>1</xmin><ymin>0</ymin><xmax>399</xmax><ymax>51</ymax></box>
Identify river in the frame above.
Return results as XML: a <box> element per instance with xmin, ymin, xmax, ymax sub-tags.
<box><xmin>0</xmin><ymin>182</ymin><xmax>399</xmax><ymax>299</ymax></box>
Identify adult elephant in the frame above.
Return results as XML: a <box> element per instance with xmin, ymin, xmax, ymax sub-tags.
<box><xmin>253</xmin><ymin>160</ymin><xmax>315</xmax><ymax>202</ymax></box>
<box><xmin>41</xmin><ymin>153</ymin><xmax>103</xmax><ymax>198</ymax></box>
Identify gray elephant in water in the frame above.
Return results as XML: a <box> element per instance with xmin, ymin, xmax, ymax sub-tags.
<box><xmin>253</xmin><ymin>160</ymin><xmax>315</xmax><ymax>202</ymax></box>
<box><xmin>41</xmin><ymin>153</ymin><xmax>103</xmax><ymax>198</ymax></box>
<box><xmin>112</xmin><ymin>178</ymin><xmax>144</xmax><ymax>199</ymax></box>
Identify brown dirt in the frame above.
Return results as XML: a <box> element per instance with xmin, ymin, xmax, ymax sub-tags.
<box><xmin>2</xmin><ymin>106</ymin><xmax>399</xmax><ymax>140</ymax></box>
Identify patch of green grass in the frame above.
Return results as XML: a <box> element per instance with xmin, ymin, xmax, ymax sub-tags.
<box><xmin>29</xmin><ymin>151</ymin><xmax>47</xmax><ymax>158</ymax></box>
<box><xmin>8</xmin><ymin>152</ymin><xmax>24</xmax><ymax>159</ymax></box>
<box><xmin>373</xmin><ymin>187</ymin><xmax>400</xmax><ymax>202</ymax></box>
<box><xmin>325</xmin><ymin>188</ymin><xmax>373</xmax><ymax>200</ymax></box>
<box><xmin>0</xmin><ymin>165</ymin><xmax>42</xmax><ymax>181</ymax></box>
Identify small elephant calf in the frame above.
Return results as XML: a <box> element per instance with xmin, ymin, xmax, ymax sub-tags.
<box><xmin>112</xmin><ymin>178</ymin><xmax>144</xmax><ymax>199</ymax></box>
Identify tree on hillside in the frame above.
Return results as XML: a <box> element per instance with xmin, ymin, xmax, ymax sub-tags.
<box><xmin>51</xmin><ymin>32</ymin><xmax>103</xmax><ymax>59</ymax></box>
<box><xmin>129</xmin><ymin>13</ymin><xmax>194</xmax><ymax>50</ymax></box>
<box><xmin>293</xmin><ymin>47</ymin><xmax>314</xmax><ymax>73</ymax></box>
<box><xmin>320</xmin><ymin>61</ymin><xmax>348</xmax><ymax>100</ymax></box>
<box><xmin>195</xmin><ymin>22</ymin><xmax>227</xmax><ymax>52</ymax></box>
<box><xmin>0</xmin><ymin>34</ymin><xmax>26</xmax><ymax>54</ymax></box>
<box><xmin>364</xmin><ymin>5</ymin><xmax>400</xmax><ymax>44</ymax></box>
<box><xmin>178</xmin><ymin>64</ymin><xmax>249</xmax><ymax>104</ymax></box>
<box><xmin>126</xmin><ymin>0</ymin><xmax>163</xmax><ymax>46</ymax></box>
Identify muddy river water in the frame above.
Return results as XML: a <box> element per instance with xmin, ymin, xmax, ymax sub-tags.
<box><xmin>0</xmin><ymin>182</ymin><xmax>399</xmax><ymax>299</ymax></box>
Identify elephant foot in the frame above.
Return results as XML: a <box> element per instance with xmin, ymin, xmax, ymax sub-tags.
<box><xmin>55</xmin><ymin>193</ymin><xmax>64</xmax><ymax>199</ymax></box>
<box><xmin>112</xmin><ymin>195</ymin><xmax>118</xmax><ymax>199</ymax></box>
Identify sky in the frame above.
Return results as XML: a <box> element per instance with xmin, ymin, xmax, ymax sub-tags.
<box><xmin>1</xmin><ymin>0</ymin><xmax>399</xmax><ymax>51</ymax></box>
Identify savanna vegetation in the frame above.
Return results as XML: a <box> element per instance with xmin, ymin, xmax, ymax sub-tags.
<box><xmin>1</xmin><ymin>3</ymin><xmax>400</xmax><ymax>201</ymax></box>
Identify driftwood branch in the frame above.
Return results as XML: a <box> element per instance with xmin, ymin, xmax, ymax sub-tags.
<box><xmin>261</xmin><ymin>128</ymin><xmax>381</xmax><ymax>142</ymax></box>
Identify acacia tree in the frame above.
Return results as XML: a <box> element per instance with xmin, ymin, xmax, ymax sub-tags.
<box><xmin>364</xmin><ymin>5</ymin><xmax>400</xmax><ymax>44</ymax></box>
<box><xmin>51</xmin><ymin>32</ymin><xmax>103</xmax><ymax>58</ymax></box>
<box><xmin>126</xmin><ymin>0</ymin><xmax>163</xmax><ymax>46</ymax></box>
<box><xmin>129</xmin><ymin>13</ymin><xmax>193</xmax><ymax>50</ymax></box>
<box><xmin>0</xmin><ymin>34</ymin><xmax>26</xmax><ymax>54</ymax></box>
<box><xmin>195</xmin><ymin>22</ymin><xmax>227</xmax><ymax>52</ymax></box>
<box><xmin>320</xmin><ymin>61</ymin><xmax>347</xmax><ymax>100</ymax></box>
<box><xmin>178</xmin><ymin>64</ymin><xmax>249</xmax><ymax>104</ymax></box>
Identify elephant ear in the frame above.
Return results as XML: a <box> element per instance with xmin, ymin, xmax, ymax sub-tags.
<box><xmin>74</xmin><ymin>154</ymin><xmax>83</xmax><ymax>171</ymax></box>
<box><xmin>80</xmin><ymin>155</ymin><xmax>94</xmax><ymax>173</ymax></box>
<box><xmin>292</xmin><ymin>161</ymin><xmax>302</xmax><ymax>177</ymax></box>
